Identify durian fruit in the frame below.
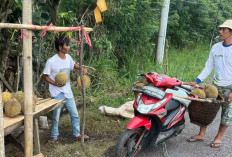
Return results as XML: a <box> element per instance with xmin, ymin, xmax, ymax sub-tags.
<box><xmin>192</xmin><ymin>88</ymin><xmax>206</xmax><ymax>99</ymax></box>
<box><xmin>2</xmin><ymin>91</ymin><xmax>12</xmax><ymax>107</ymax></box>
<box><xmin>77</xmin><ymin>75</ymin><xmax>91</xmax><ymax>89</ymax></box>
<box><xmin>55</xmin><ymin>72</ymin><xmax>68</xmax><ymax>85</ymax></box>
<box><xmin>134</xmin><ymin>82</ymin><xmax>144</xmax><ymax>90</ymax></box>
<box><xmin>140</xmin><ymin>76</ymin><xmax>149</xmax><ymax>85</ymax></box>
<box><xmin>4</xmin><ymin>98</ymin><xmax>21</xmax><ymax>118</ymax></box>
<box><xmin>13</xmin><ymin>91</ymin><xmax>38</xmax><ymax>114</ymax></box>
<box><xmin>205</xmin><ymin>84</ymin><xmax>218</xmax><ymax>99</ymax></box>
<box><xmin>13</xmin><ymin>91</ymin><xmax>24</xmax><ymax>103</ymax></box>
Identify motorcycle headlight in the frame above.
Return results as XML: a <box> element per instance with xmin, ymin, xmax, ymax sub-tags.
<box><xmin>137</xmin><ymin>94</ymin><xmax>167</xmax><ymax>114</ymax></box>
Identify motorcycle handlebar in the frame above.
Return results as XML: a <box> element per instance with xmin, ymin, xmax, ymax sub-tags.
<box><xmin>179</xmin><ymin>84</ymin><xmax>194</xmax><ymax>92</ymax></box>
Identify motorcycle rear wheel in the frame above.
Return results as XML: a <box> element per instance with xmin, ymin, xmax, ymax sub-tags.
<box><xmin>115</xmin><ymin>128</ymin><xmax>144</xmax><ymax>157</ymax></box>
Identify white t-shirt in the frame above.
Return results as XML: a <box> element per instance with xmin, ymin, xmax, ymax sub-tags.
<box><xmin>43</xmin><ymin>54</ymin><xmax>75</xmax><ymax>98</ymax></box>
<box><xmin>197</xmin><ymin>42</ymin><xmax>232</xmax><ymax>86</ymax></box>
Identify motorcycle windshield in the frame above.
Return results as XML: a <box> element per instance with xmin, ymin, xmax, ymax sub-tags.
<box><xmin>137</xmin><ymin>94</ymin><xmax>168</xmax><ymax>114</ymax></box>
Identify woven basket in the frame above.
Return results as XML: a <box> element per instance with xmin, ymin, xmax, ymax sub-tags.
<box><xmin>188</xmin><ymin>101</ymin><xmax>221</xmax><ymax>127</ymax></box>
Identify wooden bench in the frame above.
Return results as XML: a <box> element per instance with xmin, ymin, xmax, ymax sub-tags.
<box><xmin>4</xmin><ymin>98</ymin><xmax>65</xmax><ymax>156</ymax></box>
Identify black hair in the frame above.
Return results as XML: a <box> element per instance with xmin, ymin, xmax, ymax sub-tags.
<box><xmin>55</xmin><ymin>35</ymin><xmax>70</xmax><ymax>52</ymax></box>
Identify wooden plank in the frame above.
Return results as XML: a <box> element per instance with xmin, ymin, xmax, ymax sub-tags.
<box><xmin>33</xmin><ymin>99</ymin><xmax>64</xmax><ymax>118</ymax></box>
<box><xmin>3</xmin><ymin>99</ymin><xmax>64</xmax><ymax>135</ymax></box>
<box><xmin>4</xmin><ymin>115</ymin><xmax>24</xmax><ymax>129</ymax></box>
<box><xmin>37</xmin><ymin>98</ymin><xmax>51</xmax><ymax>105</ymax></box>
<box><xmin>4</xmin><ymin>121</ymin><xmax>23</xmax><ymax>136</ymax></box>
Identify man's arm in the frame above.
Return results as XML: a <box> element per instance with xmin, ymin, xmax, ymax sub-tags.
<box><xmin>229</xmin><ymin>90</ymin><xmax>232</xmax><ymax>102</ymax></box>
<box><xmin>42</xmin><ymin>74</ymin><xmax>64</xmax><ymax>87</ymax></box>
<box><xmin>74</xmin><ymin>63</ymin><xmax>80</xmax><ymax>70</ymax></box>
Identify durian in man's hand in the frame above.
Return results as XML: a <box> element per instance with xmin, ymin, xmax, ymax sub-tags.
<box><xmin>77</xmin><ymin>75</ymin><xmax>91</xmax><ymax>89</ymax></box>
<box><xmin>55</xmin><ymin>72</ymin><xmax>68</xmax><ymax>85</ymax></box>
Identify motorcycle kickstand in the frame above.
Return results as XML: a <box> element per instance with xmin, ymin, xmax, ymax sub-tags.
<box><xmin>161</xmin><ymin>142</ymin><xmax>169</xmax><ymax>157</ymax></box>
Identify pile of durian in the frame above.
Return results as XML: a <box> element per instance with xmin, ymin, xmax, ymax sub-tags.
<box><xmin>1</xmin><ymin>91</ymin><xmax>38</xmax><ymax>118</ymax></box>
<box><xmin>192</xmin><ymin>84</ymin><xmax>218</xmax><ymax>99</ymax></box>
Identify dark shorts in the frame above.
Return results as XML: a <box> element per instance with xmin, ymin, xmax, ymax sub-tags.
<box><xmin>216</xmin><ymin>85</ymin><xmax>232</xmax><ymax>126</ymax></box>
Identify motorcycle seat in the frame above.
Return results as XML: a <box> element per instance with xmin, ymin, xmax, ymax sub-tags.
<box><xmin>163</xmin><ymin>106</ymin><xmax>180</xmax><ymax>126</ymax></box>
<box><xmin>165</xmin><ymin>99</ymin><xmax>180</xmax><ymax>111</ymax></box>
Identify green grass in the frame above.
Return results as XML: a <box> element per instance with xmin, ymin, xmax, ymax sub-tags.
<box><xmin>166</xmin><ymin>44</ymin><xmax>210</xmax><ymax>81</ymax></box>
<box><xmin>40</xmin><ymin>110</ymin><xmax>129</xmax><ymax>157</ymax></box>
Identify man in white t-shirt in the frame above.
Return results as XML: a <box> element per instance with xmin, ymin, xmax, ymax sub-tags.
<box><xmin>185</xmin><ymin>20</ymin><xmax>232</xmax><ymax>148</ymax></box>
<box><xmin>42</xmin><ymin>35</ymin><xmax>89</xmax><ymax>142</ymax></box>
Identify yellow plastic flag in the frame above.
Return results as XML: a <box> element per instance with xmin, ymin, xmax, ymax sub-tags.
<box><xmin>94</xmin><ymin>6</ymin><xmax>102</xmax><ymax>23</ymax></box>
<box><xmin>97</xmin><ymin>0</ymin><xmax>107</xmax><ymax>12</ymax></box>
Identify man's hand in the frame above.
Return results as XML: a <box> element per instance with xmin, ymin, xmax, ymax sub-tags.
<box><xmin>74</xmin><ymin>63</ymin><xmax>88</xmax><ymax>75</ymax></box>
<box><xmin>183</xmin><ymin>82</ymin><xmax>197</xmax><ymax>86</ymax></box>
<box><xmin>42</xmin><ymin>74</ymin><xmax>66</xmax><ymax>87</ymax></box>
<box><xmin>83</xmin><ymin>68</ymin><xmax>87</xmax><ymax>75</ymax></box>
<box><xmin>55</xmin><ymin>83</ymin><xmax>66</xmax><ymax>87</ymax></box>
<box><xmin>228</xmin><ymin>92</ymin><xmax>232</xmax><ymax>102</ymax></box>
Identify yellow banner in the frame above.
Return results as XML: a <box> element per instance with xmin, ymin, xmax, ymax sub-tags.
<box><xmin>97</xmin><ymin>0</ymin><xmax>107</xmax><ymax>12</ymax></box>
<box><xmin>94</xmin><ymin>6</ymin><xmax>102</xmax><ymax>23</ymax></box>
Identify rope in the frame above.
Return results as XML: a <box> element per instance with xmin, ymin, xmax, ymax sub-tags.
<box><xmin>18</xmin><ymin>19</ymin><xmax>29</xmax><ymax>40</ymax></box>
<box><xmin>69</xmin><ymin>26</ymin><xmax>92</xmax><ymax>56</ymax></box>
<box><xmin>40</xmin><ymin>23</ymin><xmax>54</xmax><ymax>37</ymax></box>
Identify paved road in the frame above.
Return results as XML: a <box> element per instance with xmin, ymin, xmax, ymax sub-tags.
<box><xmin>137</xmin><ymin>108</ymin><xmax>232</xmax><ymax>157</ymax></box>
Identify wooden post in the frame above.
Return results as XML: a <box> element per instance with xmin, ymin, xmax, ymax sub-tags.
<box><xmin>23</xmin><ymin>0</ymin><xmax>33</xmax><ymax>156</ymax></box>
<box><xmin>156</xmin><ymin>0</ymin><xmax>170</xmax><ymax>64</ymax></box>
<box><xmin>33</xmin><ymin>118</ymin><xmax>41</xmax><ymax>154</ymax></box>
<box><xmin>0</xmin><ymin>82</ymin><xmax>5</xmax><ymax>157</ymax></box>
<box><xmin>79</xmin><ymin>28</ymin><xmax>87</xmax><ymax>147</ymax></box>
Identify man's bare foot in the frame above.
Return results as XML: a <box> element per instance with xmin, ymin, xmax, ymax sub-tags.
<box><xmin>186</xmin><ymin>135</ymin><xmax>204</xmax><ymax>142</ymax></box>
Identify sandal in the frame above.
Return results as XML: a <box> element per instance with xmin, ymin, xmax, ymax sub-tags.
<box><xmin>48</xmin><ymin>138</ymin><xmax>58</xmax><ymax>143</ymax></box>
<box><xmin>74</xmin><ymin>135</ymin><xmax>89</xmax><ymax>141</ymax></box>
<box><xmin>210</xmin><ymin>142</ymin><xmax>222</xmax><ymax>148</ymax></box>
<box><xmin>186</xmin><ymin>136</ymin><xmax>204</xmax><ymax>142</ymax></box>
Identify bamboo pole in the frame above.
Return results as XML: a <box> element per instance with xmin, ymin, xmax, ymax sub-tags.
<box><xmin>23</xmin><ymin>0</ymin><xmax>33</xmax><ymax>156</ymax></box>
<box><xmin>173</xmin><ymin>94</ymin><xmax>213</xmax><ymax>103</ymax></box>
<box><xmin>79</xmin><ymin>28</ymin><xmax>87</xmax><ymax>147</ymax></box>
<box><xmin>0</xmin><ymin>23</ymin><xmax>93</xmax><ymax>32</ymax></box>
<box><xmin>0</xmin><ymin>82</ymin><xmax>5</xmax><ymax>157</ymax></box>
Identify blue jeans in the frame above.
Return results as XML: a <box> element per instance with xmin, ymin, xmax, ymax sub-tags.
<box><xmin>51</xmin><ymin>93</ymin><xmax>80</xmax><ymax>139</ymax></box>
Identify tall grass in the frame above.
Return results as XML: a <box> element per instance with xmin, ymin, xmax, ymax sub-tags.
<box><xmin>166</xmin><ymin>44</ymin><xmax>210</xmax><ymax>81</ymax></box>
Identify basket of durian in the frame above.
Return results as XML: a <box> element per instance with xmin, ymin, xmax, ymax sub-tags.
<box><xmin>188</xmin><ymin>84</ymin><xmax>225</xmax><ymax>127</ymax></box>
<box><xmin>1</xmin><ymin>91</ymin><xmax>37</xmax><ymax>118</ymax></box>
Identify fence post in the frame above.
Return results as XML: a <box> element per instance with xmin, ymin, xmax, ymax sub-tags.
<box><xmin>0</xmin><ymin>82</ymin><xmax>5</xmax><ymax>157</ymax></box>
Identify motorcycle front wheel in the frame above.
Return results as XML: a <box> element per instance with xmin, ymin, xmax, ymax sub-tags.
<box><xmin>115</xmin><ymin>128</ymin><xmax>144</xmax><ymax>157</ymax></box>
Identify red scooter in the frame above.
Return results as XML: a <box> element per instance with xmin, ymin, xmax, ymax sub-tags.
<box><xmin>115</xmin><ymin>72</ymin><xmax>193</xmax><ymax>157</ymax></box>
